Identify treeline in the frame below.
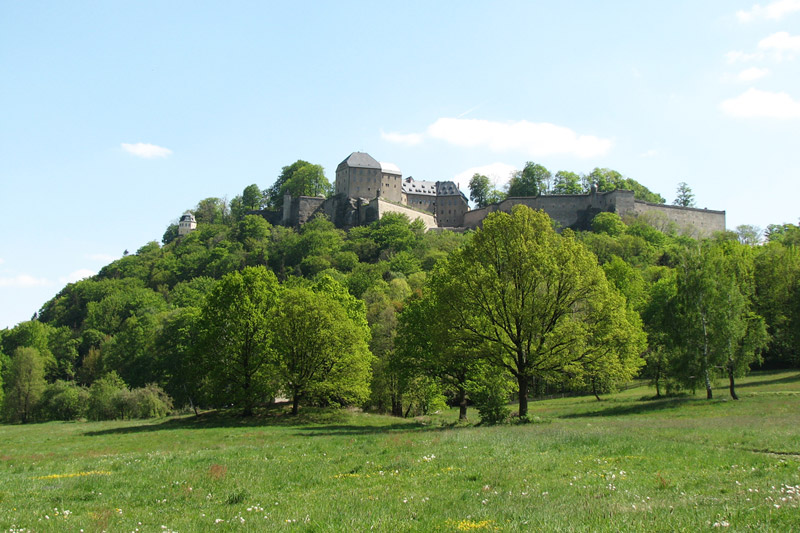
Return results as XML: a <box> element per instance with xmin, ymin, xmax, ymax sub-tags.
<box><xmin>1</xmin><ymin>165</ymin><xmax>799</xmax><ymax>424</ymax></box>
<box><xmin>469</xmin><ymin>163</ymin><xmax>667</xmax><ymax>207</ymax></box>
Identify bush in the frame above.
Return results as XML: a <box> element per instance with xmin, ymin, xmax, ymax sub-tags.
<box><xmin>129</xmin><ymin>384</ymin><xmax>173</xmax><ymax>418</ymax></box>
<box><xmin>469</xmin><ymin>374</ymin><xmax>513</xmax><ymax>425</ymax></box>
<box><xmin>39</xmin><ymin>380</ymin><xmax>89</xmax><ymax>421</ymax></box>
<box><xmin>88</xmin><ymin>371</ymin><xmax>128</xmax><ymax>420</ymax></box>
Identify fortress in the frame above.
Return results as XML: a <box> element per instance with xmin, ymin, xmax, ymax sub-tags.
<box><xmin>278</xmin><ymin>152</ymin><xmax>726</xmax><ymax>236</ymax></box>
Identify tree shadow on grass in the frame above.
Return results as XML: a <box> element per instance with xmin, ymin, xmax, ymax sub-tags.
<box><xmin>558</xmin><ymin>396</ymin><xmax>697</xmax><ymax>419</ymax></box>
<box><xmin>734</xmin><ymin>372</ymin><xmax>800</xmax><ymax>389</ymax></box>
<box><xmin>82</xmin><ymin>407</ymin><xmax>436</xmax><ymax>437</ymax></box>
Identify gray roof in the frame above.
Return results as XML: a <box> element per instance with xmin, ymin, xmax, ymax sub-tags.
<box><xmin>403</xmin><ymin>179</ymin><xmax>438</xmax><ymax>196</ymax></box>
<box><xmin>338</xmin><ymin>152</ymin><xmax>381</xmax><ymax>170</ymax></box>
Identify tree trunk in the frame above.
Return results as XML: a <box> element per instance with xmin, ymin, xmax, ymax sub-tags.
<box><xmin>291</xmin><ymin>393</ymin><xmax>300</xmax><ymax>416</ymax></box>
<box><xmin>592</xmin><ymin>378</ymin><xmax>602</xmax><ymax>401</ymax></box>
<box><xmin>391</xmin><ymin>393</ymin><xmax>403</xmax><ymax>417</ymax></box>
<box><xmin>728</xmin><ymin>364</ymin><xmax>739</xmax><ymax>400</ymax></box>
<box><xmin>517</xmin><ymin>376</ymin><xmax>529</xmax><ymax>419</ymax></box>
<box><xmin>457</xmin><ymin>386</ymin><xmax>468</xmax><ymax>420</ymax></box>
<box><xmin>655</xmin><ymin>371</ymin><xmax>662</xmax><ymax>398</ymax></box>
<box><xmin>702</xmin><ymin>317</ymin><xmax>713</xmax><ymax>399</ymax></box>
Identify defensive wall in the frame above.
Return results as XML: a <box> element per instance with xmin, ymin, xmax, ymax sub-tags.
<box><xmin>463</xmin><ymin>188</ymin><xmax>725</xmax><ymax>236</ymax></box>
<box><xmin>631</xmin><ymin>201</ymin><xmax>726</xmax><ymax>236</ymax></box>
<box><xmin>463</xmin><ymin>189</ymin><xmax>636</xmax><ymax>231</ymax></box>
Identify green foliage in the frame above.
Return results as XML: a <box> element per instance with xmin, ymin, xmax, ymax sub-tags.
<box><xmin>4</xmin><ymin>347</ymin><xmax>47</xmax><ymax>423</ymax></box>
<box><xmin>431</xmin><ymin>206</ymin><xmax>645</xmax><ymax>417</ymax></box>
<box><xmin>754</xmin><ymin>243</ymin><xmax>800</xmax><ymax>367</ymax></box>
<box><xmin>592</xmin><ymin>212</ymin><xmax>626</xmax><ymax>237</ymax></box>
<box><xmin>673</xmin><ymin>182</ymin><xmax>695</xmax><ymax>207</ymax></box>
<box><xmin>669</xmin><ymin>243</ymin><xmax>767</xmax><ymax>399</ymax></box>
<box><xmin>589</xmin><ymin>168</ymin><xmax>665</xmax><ymax>203</ymax></box>
<box><xmin>507</xmin><ymin>162</ymin><xmax>550</xmax><ymax>197</ymax></box>
<box><xmin>128</xmin><ymin>383</ymin><xmax>174</xmax><ymax>418</ymax></box>
<box><xmin>468</xmin><ymin>173</ymin><xmax>491</xmax><ymax>207</ymax></box>
<box><xmin>370</xmin><ymin>212</ymin><xmax>419</xmax><ymax>255</ymax></box>
<box><xmin>552</xmin><ymin>170</ymin><xmax>583</xmax><ymax>194</ymax></box>
<box><xmin>38</xmin><ymin>380</ymin><xmax>89</xmax><ymax>421</ymax></box>
<box><xmin>273</xmin><ymin>278</ymin><xmax>373</xmax><ymax>414</ymax></box>
<box><xmin>241</xmin><ymin>183</ymin><xmax>265</xmax><ymax>211</ymax></box>
<box><xmin>87</xmin><ymin>371</ymin><xmax>128</xmax><ymax>420</ymax></box>
<box><xmin>199</xmin><ymin>266</ymin><xmax>281</xmax><ymax>415</ymax></box>
<box><xmin>468</xmin><ymin>373</ymin><xmax>514</xmax><ymax>424</ymax></box>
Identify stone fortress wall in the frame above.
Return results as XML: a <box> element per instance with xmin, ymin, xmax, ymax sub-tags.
<box><xmin>463</xmin><ymin>189</ymin><xmax>725</xmax><ymax>236</ymax></box>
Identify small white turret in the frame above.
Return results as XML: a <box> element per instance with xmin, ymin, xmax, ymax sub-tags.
<box><xmin>178</xmin><ymin>212</ymin><xmax>197</xmax><ymax>236</ymax></box>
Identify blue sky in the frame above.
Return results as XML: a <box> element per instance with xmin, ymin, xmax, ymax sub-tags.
<box><xmin>2</xmin><ymin>1</ymin><xmax>799</xmax><ymax>329</ymax></box>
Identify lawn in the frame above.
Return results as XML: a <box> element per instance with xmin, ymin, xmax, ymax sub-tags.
<box><xmin>1</xmin><ymin>371</ymin><xmax>798</xmax><ymax>532</ymax></box>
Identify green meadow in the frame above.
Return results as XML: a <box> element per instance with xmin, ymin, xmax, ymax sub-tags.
<box><xmin>1</xmin><ymin>371</ymin><xmax>798</xmax><ymax>532</ymax></box>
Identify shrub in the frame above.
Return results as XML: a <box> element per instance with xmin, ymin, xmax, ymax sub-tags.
<box><xmin>469</xmin><ymin>374</ymin><xmax>514</xmax><ymax>425</ymax></box>
<box><xmin>88</xmin><ymin>371</ymin><xmax>128</xmax><ymax>420</ymax></box>
<box><xmin>129</xmin><ymin>384</ymin><xmax>173</xmax><ymax>418</ymax></box>
<box><xmin>39</xmin><ymin>380</ymin><xmax>89</xmax><ymax>421</ymax></box>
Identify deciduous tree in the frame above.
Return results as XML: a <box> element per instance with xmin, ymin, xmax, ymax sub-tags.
<box><xmin>198</xmin><ymin>266</ymin><xmax>280</xmax><ymax>415</ymax></box>
<box><xmin>4</xmin><ymin>347</ymin><xmax>46</xmax><ymax>423</ymax></box>
<box><xmin>431</xmin><ymin>206</ymin><xmax>645</xmax><ymax>418</ymax></box>
<box><xmin>273</xmin><ymin>278</ymin><xmax>372</xmax><ymax>415</ymax></box>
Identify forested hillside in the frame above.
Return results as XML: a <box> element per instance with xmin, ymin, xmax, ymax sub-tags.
<box><xmin>2</xmin><ymin>172</ymin><xmax>799</xmax><ymax>425</ymax></box>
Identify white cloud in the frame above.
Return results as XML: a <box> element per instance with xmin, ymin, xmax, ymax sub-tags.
<box><xmin>0</xmin><ymin>274</ymin><xmax>51</xmax><ymax>288</ymax></box>
<box><xmin>382</xmin><ymin>118</ymin><xmax>613</xmax><ymax>158</ymax></box>
<box><xmin>639</xmin><ymin>149</ymin><xmax>658</xmax><ymax>158</ymax></box>
<box><xmin>737</xmin><ymin>0</ymin><xmax>800</xmax><ymax>22</ymax></box>
<box><xmin>725</xmin><ymin>50</ymin><xmax>762</xmax><ymax>64</ymax></box>
<box><xmin>738</xmin><ymin>67</ymin><xmax>771</xmax><ymax>81</ymax></box>
<box><xmin>380</xmin><ymin>130</ymin><xmax>424</xmax><ymax>146</ymax></box>
<box><xmin>758</xmin><ymin>31</ymin><xmax>800</xmax><ymax>60</ymax></box>
<box><xmin>59</xmin><ymin>269</ymin><xmax>96</xmax><ymax>284</ymax></box>
<box><xmin>426</xmin><ymin>118</ymin><xmax>613</xmax><ymax>158</ymax></box>
<box><xmin>720</xmin><ymin>88</ymin><xmax>800</xmax><ymax>118</ymax></box>
<box><xmin>0</xmin><ymin>257</ymin><xmax>4</xmax><ymax>265</ymax></box>
<box><xmin>453</xmin><ymin>162</ymin><xmax>518</xmax><ymax>189</ymax></box>
<box><xmin>121</xmin><ymin>142</ymin><xmax>173</xmax><ymax>159</ymax></box>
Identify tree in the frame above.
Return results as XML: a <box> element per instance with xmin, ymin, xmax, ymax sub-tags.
<box><xmin>272</xmin><ymin>279</ymin><xmax>372</xmax><ymax>415</ymax></box>
<box><xmin>87</xmin><ymin>371</ymin><xmax>128</xmax><ymax>420</ymax></box>
<box><xmin>552</xmin><ymin>171</ymin><xmax>583</xmax><ymax>195</ymax></box>
<box><xmin>670</xmin><ymin>244</ymin><xmax>766</xmax><ymax>399</ymax></box>
<box><xmin>507</xmin><ymin>162</ymin><xmax>551</xmax><ymax>197</ymax></box>
<box><xmin>281</xmin><ymin>163</ymin><xmax>331</xmax><ymax>199</ymax></box>
<box><xmin>736</xmin><ymin>224</ymin><xmax>762</xmax><ymax>246</ymax></box>
<box><xmin>673</xmin><ymin>182</ymin><xmax>696</xmax><ymax>207</ymax></box>
<box><xmin>469</xmin><ymin>174</ymin><xmax>491</xmax><ymax>208</ymax></box>
<box><xmin>592</xmin><ymin>212</ymin><xmax>627</xmax><ymax>237</ymax></box>
<box><xmin>431</xmin><ymin>206</ymin><xmax>645</xmax><ymax>418</ymax></box>
<box><xmin>266</xmin><ymin>160</ymin><xmax>311</xmax><ymax>209</ymax></box>
<box><xmin>396</xmin><ymin>293</ymin><xmax>488</xmax><ymax>420</ymax></box>
<box><xmin>198</xmin><ymin>266</ymin><xmax>280</xmax><ymax>415</ymax></box>
<box><xmin>754</xmin><ymin>242</ymin><xmax>800</xmax><ymax>367</ymax></box>
<box><xmin>4</xmin><ymin>347</ymin><xmax>46</xmax><ymax>423</ymax></box>
<box><xmin>242</xmin><ymin>184</ymin><xmax>265</xmax><ymax>211</ymax></box>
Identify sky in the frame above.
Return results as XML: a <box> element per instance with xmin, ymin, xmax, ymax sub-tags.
<box><xmin>2</xmin><ymin>1</ymin><xmax>799</xmax><ymax>330</ymax></box>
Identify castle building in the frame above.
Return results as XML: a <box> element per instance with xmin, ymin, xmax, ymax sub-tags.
<box><xmin>401</xmin><ymin>177</ymin><xmax>469</xmax><ymax>227</ymax></box>
<box><xmin>178</xmin><ymin>212</ymin><xmax>197</xmax><ymax>235</ymax></box>
<box><xmin>335</xmin><ymin>152</ymin><xmax>404</xmax><ymax>204</ymax></box>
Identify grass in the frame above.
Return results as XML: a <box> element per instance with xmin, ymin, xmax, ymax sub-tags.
<box><xmin>0</xmin><ymin>371</ymin><xmax>798</xmax><ymax>532</ymax></box>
